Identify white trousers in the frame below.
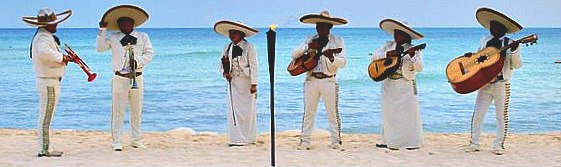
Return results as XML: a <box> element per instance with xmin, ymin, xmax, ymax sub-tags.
<box><xmin>470</xmin><ymin>81</ymin><xmax>511</xmax><ymax>149</ymax></box>
<box><xmin>111</xmin><ymin>75</ymin><xmax>144</xmax><ymax>147</ymax></box>
<box><xmin>36</xmin><ymin>77</ymin><xmax>61</xmax><ymax>154</ymax></box>
<box><xmin>300</xmin><ymin>77</ymin><xmax>342</xmax><ymax>145</ymax></box>
<box><xmin>227</xmin><ymin>76</ymin><xmax>257</xmax><ymax>144</ymax></box>
<box><xmin>379</xmin><ymin>78</ymin><xmax>423</xmax><ymax>148</ymax></box>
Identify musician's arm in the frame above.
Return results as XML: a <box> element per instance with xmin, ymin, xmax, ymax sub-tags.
<box><xmin>138</xmin><ymin>33</ymin><xmax>154</xmax><ymax>67</ymax></box>
<box><xmin>291</xmin><ymin>37</ymin><xmax>312</xmax><ymax>59</ymax></box>
<box><xmin>95</xmin><ymin>28</ymin><xmax>111</xmax><ymax>53</ymax></box>
<box><xmin>371</xmin><ymin>41</ymin><xmax>391</xmax><ymax>61</ymax></box>
<box><xmin>509</xmin><ymin>40</ymin><xmax>522</xmax><ymax>69</ymax></box>
<box><xmin>404</xmin><ymin>50</ymin><xmax>423</xmax><ymax>72</ymax></box>
<box><xmin>36</xmin><ymin>34</ymin><xmax>65</xmax><ymax>66</ymax></box>
<box><xmin>325</xmin><ymin>37</ymin><xmax>346</xmax><ymax>68</ymax></box>
<box><xmin>248</xmin><ymin>43</ymin><xmax>259</xmax><ymax>85</ymax></box>
<box><xmin>219</xmin><ymin>44</ymin><xmax>229</xmax><ymax>75</ymax></box>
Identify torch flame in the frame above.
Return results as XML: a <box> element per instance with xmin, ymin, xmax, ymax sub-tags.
<box><xmin>269</xmin><ymin>24</ymin><xmax>278</xmax><ymax>31</ymax></box>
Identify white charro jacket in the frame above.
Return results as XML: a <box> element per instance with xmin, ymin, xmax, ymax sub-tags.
<box><xmin>32</xmin><ymin>28</ymin><xmax>66</xmax><ymax>78</ymax></box>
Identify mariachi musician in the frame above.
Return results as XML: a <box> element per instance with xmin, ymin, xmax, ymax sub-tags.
<box><xmin>22</xmin><ymin>8</ymin><xmax>73</xmax><ymax>157</ymax></box>
<box><xmin>96</xmin><ymin>4</ymin><xmax>154</xmax><ymax>151</ymax></box>
<box><xmin>214</xmin><ymin>20</ymin><xmax>259</xmax><ymax>146</ymax></box>
<box><xmin>370</xmin><ymin>19</ymin><xmax>424</xmax><ymax>150</ymax></box>
<box><xmin>465</xmin><ymin>7</ymin><xmax>523</xmax><ymax>155</ymax></box>
<box><xmin>291</xmin><ymin>10</ymin><xmax>347</xmax><ymax>150</ymax></box>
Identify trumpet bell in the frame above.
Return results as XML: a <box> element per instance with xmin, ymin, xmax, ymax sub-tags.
<box><xmin>87</xmin><ymin>73</ymin><xmax>97</xmax><ymax>82</ymax></box>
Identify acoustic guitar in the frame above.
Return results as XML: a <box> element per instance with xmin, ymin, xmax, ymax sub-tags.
<box><xmin>368</xmin><ymin>43</ymin><xmax>427</xmax><ymax>81</ymax></box>
<box><xmin>287</xmin><ymin>48</ymin><xmax>342</xmax><ymax>76</ymax></box>
<box><xmin>446</xmin><ymin>34</ymin><xmax>538</xmax><ymax>94</ymax></box>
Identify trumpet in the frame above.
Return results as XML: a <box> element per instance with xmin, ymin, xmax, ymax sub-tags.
<box><xmin>123</xmin><ymin>44</ymin><xmax>138</xmax><ymax>89</ymax></box>
<box><xmin>64</xmin><ymin>44</ymin><xmax>97</xmax><ymax>82</ymax></box>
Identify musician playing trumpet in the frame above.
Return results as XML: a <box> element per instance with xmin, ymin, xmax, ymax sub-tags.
<box><xmin>371</xmin><ymin>19</ymin><xmax>424</xmax><ymax>150</ymax></box>
<box><xmin>96</xmin><ymin>5</ymin><xmax>153</xmax><ymax>151</ymax></box>
<box><xmin>291</xmin><ymin>11</ymin><xmax>347</xmax><ymax>150</ymax></box>
<box><xmin>465</xmin><ymin>8</ymin><xmax>523</xmax><ymax>155</ymax></box>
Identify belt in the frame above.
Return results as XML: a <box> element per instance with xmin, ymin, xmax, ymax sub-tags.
<box><xmin>490</xmin><ymin>75</ymin><xmax>504</xmax><ymax>83</ymax></box>
<box><xmin>115</xmin><ymin>72</ymin><xmax>142</xmax><ymax>79</ymax></box>
<box><xmin>388</xmin><ymin>73</ymin><xmax>403</xmax><ymax>79</ymax></box>
<box><xmin>311</xmin><ymin>72</ymin><xmax>335</xmax><ymax>79</ymax></box>
<box><xmin>39</xmin><ymin>77</ymin><xmax>62</xmax><ymax>81</ymax></box>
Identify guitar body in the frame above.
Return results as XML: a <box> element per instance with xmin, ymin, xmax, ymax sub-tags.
<box><xmin>287</xmin><ymin>49</ymin><xmax>319</xmax><ymax>76</ymax></box>
<box><xmin>368</xmin><ymin>56</ymin><xmax>400</xmax><ymax>81</ymax></box>
<box><xmin>446</xmin><ymin>47</ymin><xmax>504</xmax><ymax>94</ymax></box>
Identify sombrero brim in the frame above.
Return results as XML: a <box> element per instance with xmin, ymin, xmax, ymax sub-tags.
<box><xmin>379</xmin><ymin>19</ymin><xmax>424</xmax><ymax>40</ymax></box>
<box><xmin>214</xmin><ymin>20</ymin><xmax>259</xmax><ymax>37</ymax></box>
<box><xmin>22</xmin><ymin>10</ymin><xmax>72</xmax><ymax>27</ymax></box>
<box><xmin>300</xmin><ymin>14</ymin><xmax>347</xmax><ymax>25</ymax></box>
<box><xmin>102</xmin><ymin>5</ymin><xmax>149</xmax><ymax>31</ymax></box>
<box><xmin>476</xmin><ymin>7</ymin><xmax>522</xmax><ymax>34</ymax></box>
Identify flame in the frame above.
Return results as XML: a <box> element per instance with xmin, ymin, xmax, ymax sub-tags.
<box><xmin>269</xmin><ymin>24</ymin><xmax>278</xmax><ymax>31</ymax></box>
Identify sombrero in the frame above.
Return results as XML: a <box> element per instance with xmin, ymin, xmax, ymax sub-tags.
<box><xmin>101</xmin><ymin>4</ymin><xmax>149</xmax><ymax>30</ymax></box>
<box><xmin>214</xmin><ymin>20</ymin><xmax>259</xmax><ymax>37</ymax></box>
<box><xmin>22</xmin><ymin>8</ymin><xmax>72</xmax><ymax>27</ymax></box>
<box><xmin>379</xmin><ymin>19</ymin><xmax>424</xmax><ymax>40</ymax></box>
<box><xmin>300</xmin><ymin>11</ymin><xmax>347</xmax><ymax>25</ymax></box>
<box><xmin>476</xmin><ymin>7</ymin><xmax>522</xmax><ymax>34</ymax></box>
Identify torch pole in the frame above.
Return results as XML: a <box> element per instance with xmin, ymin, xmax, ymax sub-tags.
<box><xmin>266</xmin><ymin>25</ymin><xmax>277</xmax><ymax>167</ymax></box>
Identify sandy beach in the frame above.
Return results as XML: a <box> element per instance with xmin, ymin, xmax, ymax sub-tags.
<box><xmin>0</xmin><ymin>128</ymin><xmax>559</xmax><ymax>167</ymax></box>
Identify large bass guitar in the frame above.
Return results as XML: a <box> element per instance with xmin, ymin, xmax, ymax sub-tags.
<box><xmin>446</xmin><ymin>34</ymin><xmax>538</xmax><ymax>94</ymax></box>
<box><xmin>368</xmin><ymin>43</ymin><xmax>426</xmax><ymax>81</ymax></box>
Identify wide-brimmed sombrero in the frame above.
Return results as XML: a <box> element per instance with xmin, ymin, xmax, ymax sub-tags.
<box><xmin>214</xmin><ymin>20</ymin><xmax>259</xmax><ymax>37</ymax></box>
<box><xmin>379</xmin><ymin>19</ymin><xmax>424</xmax><ymax>40</ymax></box>
<box><xmin>22</xmin><ymin>8</ymin><xmax>72</xmax><ymax>27</ymax></box>
<box><xmin>476</xmin><ymin>7</ymin><xmax>522</xmax><ymax>34</ymax></box>
<box><xmin>300</xmin><ymin>11</ymin><xmax>347</xmax><ymax>25</ymax></box>
<box><xmin>101</xmin><ymin>4</ymin><xmax>149</xmax><ymax>30</ymax></box>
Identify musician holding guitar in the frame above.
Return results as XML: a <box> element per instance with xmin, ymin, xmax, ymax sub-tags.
<box><xmin>291</xmin><ymin>11</ymin><xmax>347</xmax><ymax>151</ymax></box>
<box><xmin>96</xmin><ymin>5</ymin><xmax>154</xmax><ymax>151</ymax></box>
<box><xmin>464</xmin><ymin>8</ymin><xmax>524</xmax><ymax>155</ymax></box>
<box><xmin>371</xmin><ymin>19</ymin><xmax>424</xmax><ymax>150</ymax></box>
<box><xmin>23</xmin><ymin>8</ymin><xmax>73</xmax><ymax>157</ymax></box>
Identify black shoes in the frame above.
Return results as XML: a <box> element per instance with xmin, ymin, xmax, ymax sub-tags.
<box><xmin>38</xmin><ymin>150</ymin><xmax>63</xmax><ymax>157</ymax></box>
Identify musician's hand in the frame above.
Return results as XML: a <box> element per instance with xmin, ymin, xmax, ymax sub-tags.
<box><xmin>387</xmin><ymin>50</ymin><xmax>399</xmax><ymax>57</ymax></box>
<box><xmin>407</xmin><ymin>50</ymin><xmax>416</xmax><ymax>58</ymax></box>
<box><xmin>510</xmin><ymin>41</ymin><xmax>520</xmax><ymax>51</ymax></box>
<box><xmin>250</xmin><ymin>84</ymin><xmax>257</xmax><ymax>94</ymax></box>
<box><xmin>308</xmin><ymin>42</ymin><xmax>321</xmax><ymax>50</ymax></box>
<box><xmin>323</xmin><ymin>49</ymin><xmax>335</xmax><ymax>62</ymax></box>
<box><xmin>99</xmin><ymin>21</ymin><xmax>108</xmax><ymax>28</ymax></box>
<box><xmin>224</xmin><ymin>73</ymin><xmax>232</xmax><ymax>82</ymax></box>
<box><xmin>463</xmin><ymin>52</ymin><xmax>473</xmax><ymax>57</ymax></box>
<box><xmin>62</xmin><ymin>55</ymin><xmax>72</xmax><ymax>65</ymax></box>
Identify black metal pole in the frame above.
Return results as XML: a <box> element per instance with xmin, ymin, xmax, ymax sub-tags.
<box><xmin>266</xmin><ymin>26</ymin><xmax>276</xmax><ymax>167</ymax></box>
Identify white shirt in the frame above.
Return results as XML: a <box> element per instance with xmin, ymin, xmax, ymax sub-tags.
<box><xmin>477</xmin><ymin>35</ymin><xmax>522</xmax><ymax>81</ymax></box>
<box><xmin>219</xmin><ymin>40</ymin><xmax>259</xmax><ymax>85</ymax></box>
<box><xmin>371</xmin><ymin>41</ymin><xmax>423</xmax><ymax>81</ymax></box>
<box><xmin>96</xmin><ymin>28</ymin><xmax>154</xmax><ymax>72</ymax></box>
<box><xmin>291</xmin><ymin>33</ymin><xmax>346</xmax><ymax>76</ymax></box>
<box><xmin>32</xmin><ymin>28</ymin><xmax>66</xmax><ymax>78</ymax></box>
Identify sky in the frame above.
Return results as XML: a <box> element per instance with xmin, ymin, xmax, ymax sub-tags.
<box><xmin>2</xmin><ymin>0</ymin><xmax>561</xmax><ymax>28</ymax></box>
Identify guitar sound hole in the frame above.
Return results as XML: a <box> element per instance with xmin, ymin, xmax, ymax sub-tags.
<box><xmin>476</xmin><ymin>55</ymin><xmax>488</xmax><ymax>64</ymax></box>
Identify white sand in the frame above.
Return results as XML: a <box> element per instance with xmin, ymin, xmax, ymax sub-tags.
<box><xmin>0</xmin><ymin>128</ymin><xmax>559</xmax><ymax>167</ymax></box>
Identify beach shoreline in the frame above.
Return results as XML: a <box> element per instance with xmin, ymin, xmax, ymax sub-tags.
<box><xmin>1</xmin><ymin>128</ymin><xmax>559</xmax><ymax>167</ymax></box>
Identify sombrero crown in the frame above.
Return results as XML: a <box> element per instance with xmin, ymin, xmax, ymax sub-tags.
<box><xmin>476</xmin><ymin>7</ymin><xmax>522</xmax><ymax>34</ymax></box>
<box><xmin>380</xmin><ymin>19</ymin><xmax>423</xmax><ymax>39</ymax></box>
<box><xmin>214</xmin><ymin>20</ymin><xmax>259</xmax><ymax>37</ymax></box>
<box><xmin>102</xmin><ymin>4</ymin><xmax>149</xmax><ymax>30</ymax></box>
<box><xmin>300</xmin><ymin>10</ymin><xmax>347</xmax><ymax>25</ymax></box>
<box><xmin>22</xmin><ymin>8</ymin><xmax>72</xmax><ymax>27</ymax></box>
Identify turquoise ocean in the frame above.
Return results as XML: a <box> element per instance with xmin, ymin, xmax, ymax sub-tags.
<box><xmin>0</xmin><ymin>28</ymin><xmax>560</xmax><ymax>133</ymax></box>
